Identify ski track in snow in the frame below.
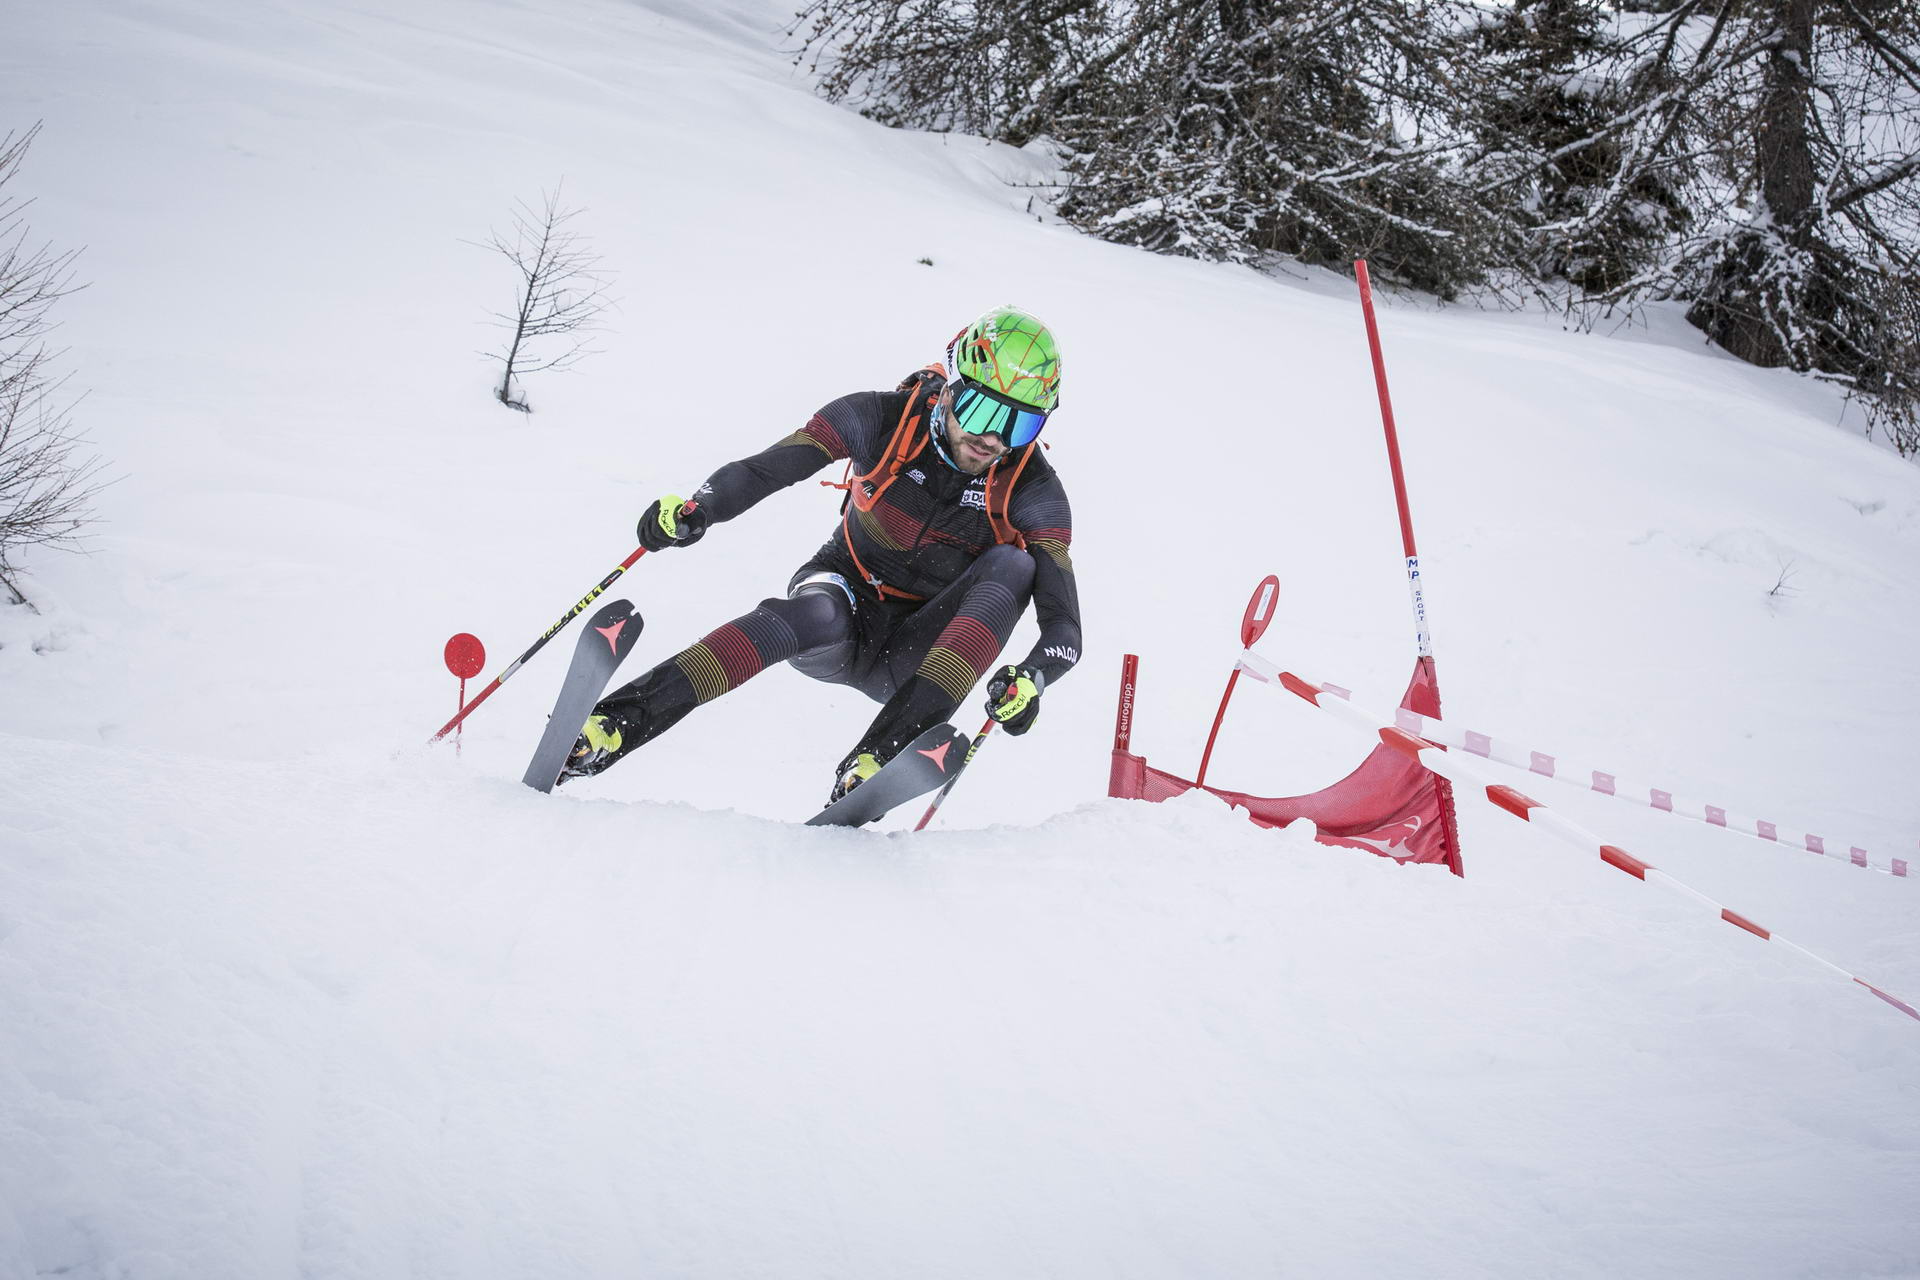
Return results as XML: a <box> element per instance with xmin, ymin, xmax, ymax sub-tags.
<box><xmin>2</xmin><ymin>0</ymin><xmax>1918</xmax><ymax>1275</ymax></box>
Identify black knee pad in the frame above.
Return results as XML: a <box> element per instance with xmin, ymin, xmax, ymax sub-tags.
<box><xmin>975</xmin><ymin>543</ymin><xmax>1036</xmax><ymax>591</ymax></box>
<box><xmin>776</xmin><ymin>584</ymin><xmax>855</xmax><ymax>651</ymax></box>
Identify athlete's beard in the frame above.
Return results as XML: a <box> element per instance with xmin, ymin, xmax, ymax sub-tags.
<box><xmin>944</xmin><ymin>420</ymin><xmax>1005</xmax><ymax>475</ymax></box>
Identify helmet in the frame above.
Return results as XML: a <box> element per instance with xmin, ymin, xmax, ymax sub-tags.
<box><xmin>946</xmin><ymin>307</ymin><xmax>1061</xmax><ymax>412</ymax></box>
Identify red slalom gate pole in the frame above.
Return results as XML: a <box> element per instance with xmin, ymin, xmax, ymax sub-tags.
<box><xmin>429</xmin><ymin>545</ymin><xmax>648</xmax><ymax>743</ymax></box>
<box><xmin>1354</xmin><ymin>259</ymin><xmax>1463</xmax><ymax>856</ymax></box>
<box><xmin>1355</xmin><ymin>260</ymin><xmax>1433</xmax><ymax>662</ymax></box>
<box><xmin>1108</xmin><ymin>653</ymin><xmax>1141</xmax><ymax>798</ymax></box>
<box><xmin>443</xmin><ymin>633</ymin><xmax>486</xmax><ymax>755</ymax></box>
<box><xmin>1194</xmin><ymin>574</ymin><xmax>1279</xmax><ymax>788</ymax></box>
<box><xmin>1114</xmin><ymin>654</ymin><xmax>1138</xmax><ymax>755</ymax></box>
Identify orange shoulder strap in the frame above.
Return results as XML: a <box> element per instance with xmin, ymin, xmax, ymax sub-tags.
<box><xmin>830</xmin><ymin>370</ymin><xmax>943</xmax><ymax>600</ymax></box>
<box><xmin>819</xmin><ymin>364</ymin><xmax>944</xmax><ymax>511</ymax></box>
<box><xmin>821</xmin><ymin>369</ymin><xmax>1037</xmax><ymax>599</ymax></box>
<box><xmin>985</xmin><ymin>442</ymin><xmax>1036</xmax><ymax>549</ymax></box>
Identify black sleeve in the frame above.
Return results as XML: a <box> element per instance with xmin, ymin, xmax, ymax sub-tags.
<box><xmin>689</xmin><ymin>392</ymin><xmax>894</xmax><ymax>523</ymax></box>
<box><xmin>1008</xmin><ymin>472</ymin><xmax>1082</xmax><ymax>686</ymax></box>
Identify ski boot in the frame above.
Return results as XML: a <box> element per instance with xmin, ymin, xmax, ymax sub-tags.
<box><xmin>827</xmin><ymin>748</ymin><xmax>884</xmax><ymax>805</ymax></box>
<box><xmin>558</xmin><ymin>713</ymin><xmax>629</xmax><ymax>785</ymax></box>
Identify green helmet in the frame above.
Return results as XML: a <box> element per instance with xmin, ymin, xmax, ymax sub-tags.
<box><xmin>946</xmin><ymin>306</ymin><xmax>1061</xmax><ymax>412</ymax></box>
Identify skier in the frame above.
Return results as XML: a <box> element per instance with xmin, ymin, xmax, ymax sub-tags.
<box><xmin>558</xmin><ymin>306</ymin><xmax>1082</xmax><ymax>805</ymax></box>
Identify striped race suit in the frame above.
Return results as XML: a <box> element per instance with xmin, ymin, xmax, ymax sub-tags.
<box><xmin>590</xmin><ymin>382</ymin><xmax>1082</xmax><ymax>771</ymax></box>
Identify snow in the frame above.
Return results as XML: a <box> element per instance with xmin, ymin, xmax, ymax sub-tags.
<box><xmin>2</xmin><ymin>0</ymin><xmax>1917</xmax><ymax>1276</ymax></box>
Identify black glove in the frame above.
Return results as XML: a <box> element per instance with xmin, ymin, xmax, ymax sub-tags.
<box><xmin>637</xmin><ymin>495</ymin><xmax>709</xmax><ymax>552</ymax></box>
<box><xmin>984</xmin><ymin>664</ymin><xmax>1045</xmax><ymax>735</ymax></box>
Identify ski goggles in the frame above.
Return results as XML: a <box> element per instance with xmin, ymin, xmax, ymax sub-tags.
<box><xmin>947</xmin><ymin>378</ymin><xmax>1049</xmax><ymax>448</ymax></box>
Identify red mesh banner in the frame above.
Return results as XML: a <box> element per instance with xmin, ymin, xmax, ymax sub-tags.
<box><xmin>1109</xmin><ymin>655</ymin><xmax>1464</xmax><ymax>877</ymax></box>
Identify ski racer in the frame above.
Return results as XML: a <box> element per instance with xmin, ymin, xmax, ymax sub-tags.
<box><xmin>559</xmin><ymin>306</ymin><xmax>1082</xmax><ymax>804</ymax></box>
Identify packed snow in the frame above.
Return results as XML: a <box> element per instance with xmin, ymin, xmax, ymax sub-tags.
<box><xmin>2</xmin><ymin>0</ymin><xmax>1916</xmax><ymax>1276</ymax></box>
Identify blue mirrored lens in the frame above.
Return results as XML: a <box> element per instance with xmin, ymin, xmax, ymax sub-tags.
<box><xmin>951</xmin><ymin>384</ymin><xmax>1046</xmax><ymax>448</ymax></box>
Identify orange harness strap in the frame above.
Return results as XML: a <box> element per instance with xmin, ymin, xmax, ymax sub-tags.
<box><xmin>822</xmin><ymin>372</ymin><xmax>937</xmax><ymax>600</ymax></box>
<box><xmin>819</xmin><ymin>368</ymin><xmax>1034</xmax><ymax>601</ymax></box>
<box><xmin>984</xmin><ymin>443</ymin><xmax>1034</xmax><ymax>552</ymax></box>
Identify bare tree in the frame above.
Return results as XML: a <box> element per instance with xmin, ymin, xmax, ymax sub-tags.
<box><xmin>476</xmin><ymin>185</ymin><xmax>613</xmax><ymax>413</ymax></box>
<box><xmin>0</xmin><ymin>124</ymin><xmax>102</xmax><ymax>608</ymax></box>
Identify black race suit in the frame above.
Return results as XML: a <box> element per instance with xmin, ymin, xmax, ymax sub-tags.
<box><xmin>587</xmin><ymin>381</ymin><xmax>1082</xmax><ymax>775</ymax></box>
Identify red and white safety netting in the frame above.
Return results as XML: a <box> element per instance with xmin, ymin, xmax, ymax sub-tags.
<box><xmin>1107</xmin><ymin>654</ymin><xmax>1464</xmax><ymax>875</ymax></box>
<box><xmin>1241</xmin><ymin>652</ymin><xmax>1919</xmax><ymax>1027</ymax></box>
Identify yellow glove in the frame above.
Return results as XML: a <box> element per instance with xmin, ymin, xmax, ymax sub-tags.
<box><xmin>984</xmin><ymin>664</ymin><xmax>1044</xmax><ymax>735</ymax></box>
<box><xmin>637</xmin><ymin>495</ymin><xmax>708</xmax><ymax>551</ymax></box>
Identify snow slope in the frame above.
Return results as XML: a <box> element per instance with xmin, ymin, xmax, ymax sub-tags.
<box><xmin>2</xmin><ymin>0</ymin><xmax>1917</xmax><ymax>1276</ymax></box>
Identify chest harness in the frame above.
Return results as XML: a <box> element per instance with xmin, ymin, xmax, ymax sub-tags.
<box><xmin>820</xmin><ymin>366</ymin><xmax>1037</xmax><ymax>602</ymax></box>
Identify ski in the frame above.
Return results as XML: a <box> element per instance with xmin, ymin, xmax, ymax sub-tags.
<box><xmin>521</xmin><ymin>598</ymin><xmax>643</xmax><ymax>793</ymax></box>
<box><xmin>806</xmin><ymin>724</ymin><xmax>974</xmax><ymax>828</ymax></box>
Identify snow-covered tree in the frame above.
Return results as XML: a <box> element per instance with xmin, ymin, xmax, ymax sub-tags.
<box><xmin>796</xmin><ymin>0</ymin><xmax>1920</xmax><ymax>449</ymax></box>
<box><xmin>1481</xmin><ymin>0</ymin><xmax>1920</xmax><ymax>452</ymax></box>
<box><xmin>796</xmin><ymin>0</ymin><xmax>1507</xmax><ymax>300</ymax></box>
<box><xmin>1473</xmin><ymin>0</ymin><xmax>1689</xmax><ymax>295</ymax></box>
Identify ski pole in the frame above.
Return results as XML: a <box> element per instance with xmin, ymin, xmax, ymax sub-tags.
<box><xmin>429</xmin><ymin>545</ymin><xmax>648</xmax><ymax>742</ymax></box>
<box><xmin>913</xmin><ymin>719</ymin><xmax>997</xmax><ymax>832</ymax></box>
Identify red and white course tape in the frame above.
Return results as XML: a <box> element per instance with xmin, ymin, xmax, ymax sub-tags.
<box><xmin>1330</xmin><ymin>693</ymin><xmax>1908</xmax><ymax>879</ymax></box>
<box><xmin>1237</xmin><ymin>652</ymin><xmax>1920</xmax><ymax>1027</ymax></box>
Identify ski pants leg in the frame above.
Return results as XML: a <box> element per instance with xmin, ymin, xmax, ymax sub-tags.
<box><xmin>590</xmin><ymin>543</ymin><xmax>1033</xmax><ymax>769</ymax></box>
<box><xmin>590</xmin><ymin>577</ymin><xmax>859</xmax><ymax>761</ymax></box>
<box><xmin>841</xmin><ymin>543</ymin><xmax>1035</xmax><ymax>761</ymax></box>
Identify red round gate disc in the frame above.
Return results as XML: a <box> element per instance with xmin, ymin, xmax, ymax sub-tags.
<box><xmin>443</xmin><ymin>632</ymin><xmax>486</xmax><ymax>679</ymax></box>
<box><xmin>1240</xmin><ymin>576</ymin><xmax>1279</xmax><ymax>648</ymax></box>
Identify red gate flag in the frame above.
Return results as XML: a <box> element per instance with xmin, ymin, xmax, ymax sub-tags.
<box><xmin>1109</xmin><ymin>654</ymin><xmax>1465</xmax><ymax>876</ymax></box>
